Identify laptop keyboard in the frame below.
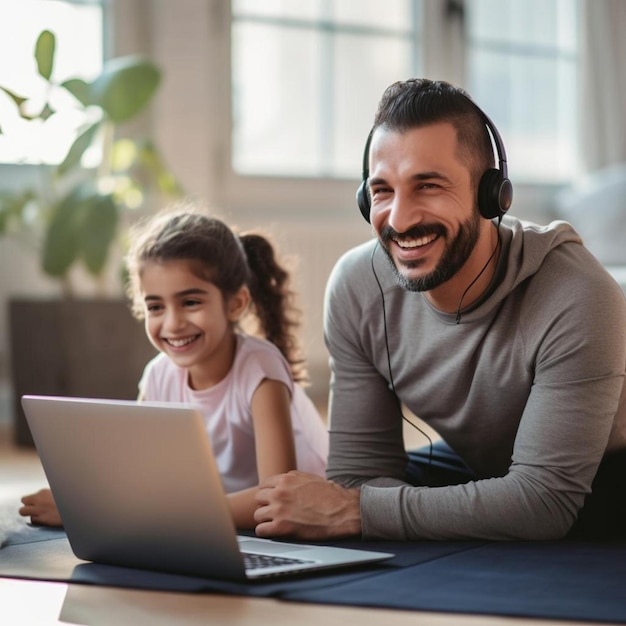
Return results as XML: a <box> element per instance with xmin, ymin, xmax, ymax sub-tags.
<box><xmin>242</xmin><ymin>551</ymin><xmax>315</xmax><ymax>570</ymax></box>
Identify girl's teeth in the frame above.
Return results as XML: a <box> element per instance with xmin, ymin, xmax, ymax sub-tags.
<box><xmin>168</xmin><ymin>336</ymin><xmax>197</xmax><ymax>347</ymax></box>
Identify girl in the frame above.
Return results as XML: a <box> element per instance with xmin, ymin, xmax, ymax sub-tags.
<box><xmin>20</xmin><ymin>207</ymin><xmax>328</xmax><ymax>529</ymax></box>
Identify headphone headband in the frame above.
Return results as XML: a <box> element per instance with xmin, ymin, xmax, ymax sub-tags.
<box><xmin>356</xmin><ymin>96</ymin><xmax>513</xmax><ymax>222</ymax></box>
<box><xmin>477</xmin><ymin>107</ymin><xmax>509</xmax><ymax>182</ymax></box>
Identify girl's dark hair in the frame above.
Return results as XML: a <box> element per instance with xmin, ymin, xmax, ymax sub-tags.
<box><xmin>373</xmin><ymin>78</ymin><xmax>494</xmax><ymax>194</ymax></box>
<box><xmin>125</xmin><ymin>206</ymin><xmax>308</xmax><ymax>383</ymax></box>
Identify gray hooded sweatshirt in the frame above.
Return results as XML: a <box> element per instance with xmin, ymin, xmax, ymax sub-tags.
<box><xmin>324</xmin><ymin>216</ymin><xmax>626</xmax><ymax>540</ymax></box>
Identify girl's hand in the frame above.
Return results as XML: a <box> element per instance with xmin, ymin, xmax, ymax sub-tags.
<box><xmin>19</xmin><ymin>488</ymin><xmax>63</xmax><ymax>527</ymax></box>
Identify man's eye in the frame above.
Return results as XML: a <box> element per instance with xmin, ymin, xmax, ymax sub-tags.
<box><xmin>371</xmin><ymin>186</ymin><xmax>391</xmax><ymax>197</ymax></box>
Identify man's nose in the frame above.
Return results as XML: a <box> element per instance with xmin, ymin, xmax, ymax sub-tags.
<box><xmin>387</xmin><ymin>191</ymin><xmax>424</xmax><ymax>234</ymax></box>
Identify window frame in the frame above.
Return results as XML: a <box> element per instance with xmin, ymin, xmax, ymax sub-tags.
<box><xmin>221</xmin><ymin>0</ymin><xmax>576</xmax><ymax>219</ymax></box>
<box><xmin>220</xmin><ymin>1</ymin><xmax>424</xmax><ymax>217</ymax></box>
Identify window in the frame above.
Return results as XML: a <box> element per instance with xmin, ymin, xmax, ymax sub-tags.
<box><xmin>0</xmin><ymin>0</ymin><xmax>104</xmax><ymax>165</ymax></box>
<box><xmin>231</xmin><ymin>0</ymin><xmax>422</xmax><ymax>179</ymax></box>
<box><xmin>466</xmin><ymin>0</ymin><xmax>580</xmax><ymax>184</ymax></box>
<box><xmin>231</xmin><ymin>0</ymin><xmax>580</xmax><ymax>188</ymax></box>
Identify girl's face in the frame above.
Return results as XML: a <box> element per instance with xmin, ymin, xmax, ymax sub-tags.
<box><xmin>140</xmin><ymin>259</ymin><xmax>249</xmax><ymax>390</ymax></box>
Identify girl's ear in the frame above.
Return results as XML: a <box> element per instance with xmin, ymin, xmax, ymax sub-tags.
<box><xmin>226</xmin><ymin>286</ymin><xmax>250</xmax><ymax>322</ymax></box>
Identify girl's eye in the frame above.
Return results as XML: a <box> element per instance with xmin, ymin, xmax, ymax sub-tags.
<box><xmin>183</xmin><ymin>299</ymin><xmax>201</xmax><ymax>307</ymax></box>
<box><xmin>145</xmin><ymin>303</ymin><xmax>162</xmax><ymax>313</ymax></box>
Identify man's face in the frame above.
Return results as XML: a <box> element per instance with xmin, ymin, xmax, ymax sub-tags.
<box><xmin>368</xmin><ymin>123</ymin><xmax>481</xmax><ymax>292</ymax></box>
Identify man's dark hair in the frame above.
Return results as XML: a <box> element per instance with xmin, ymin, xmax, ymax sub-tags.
<box><xmin>373</xmin><ymin>78</ymin><xmax>495</xmax><ymax>193</ymax></box>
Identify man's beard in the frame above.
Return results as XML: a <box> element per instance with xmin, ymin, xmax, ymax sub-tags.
<box><xmin>379</xmin><ymin>211</ymin><xmax>481</xmax><ymax>292</ymax></box>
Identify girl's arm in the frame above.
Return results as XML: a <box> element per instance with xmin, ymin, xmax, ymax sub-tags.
<box><xmin>227</xmin><ymin>378</ymin><xmax>297</xmax><ymax>528</ymax></box>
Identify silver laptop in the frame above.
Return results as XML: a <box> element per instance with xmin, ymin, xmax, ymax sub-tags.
<box><xmin>21</xmin><ymin>395</ymin><xmax>393</xmax><ymax>580</ymax></box>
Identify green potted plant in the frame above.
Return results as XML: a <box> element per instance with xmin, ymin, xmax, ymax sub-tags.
<box><xmin>0</xmin><ymin>30</ymin><xmax>181</xmax><ymax>445</ymax></box>
<box><xmin>0</xmin><ymin>29</ymin><xmax>182</xmax><ymax>295</ymax></box>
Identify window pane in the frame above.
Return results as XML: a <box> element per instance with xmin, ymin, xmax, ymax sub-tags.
<box><xmin>0</xmin><ymin>0</ymin><xmax>103</xmax><ymax>164</ymax></box>
<box><xmin>333</xmin><ymin>0</ymin><xmax>415</xmax><ymax>30</ymax></box>
<box><xmin>467</xmin><ymin>0</ymin><xmax>579</xmax><ymax>183</ymax></box>
<box><xmin>468</xmin><ymin>0</ymin><xmax>577</xmax><ymax>51</ymax></box>
<box><xmin>232</xmin><ymin>22</ymin><xmax>322</xmax><ymax>176</ymax></box>
<box><xmin>333</xmin><ymin>34</ymin><xmax>416</xmax><ymax>177</ymax></box>
<box><xmin>470</xmin><ymin>50</ymin><xmax>577</xmax><ymax>183</ymax></box>
<box><xmin>233</xmin><ymin>0</ymin><xmax>321</xmax><ymax>21</ymax></box>
<box><xmin>233</xmin><ymin>0</ymin><xmax>416</xmax><ymax>30</ymax></box>
<box><xmin>232</xmin><ymin>0</ymin><xmax>420</xmax><ymax>178</ymax></box>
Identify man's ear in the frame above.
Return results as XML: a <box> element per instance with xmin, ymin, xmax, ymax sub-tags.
<box><xmin>226</xmin><ymin>285</ymin><xmax>251</xmax><ymax>322</ymax></box>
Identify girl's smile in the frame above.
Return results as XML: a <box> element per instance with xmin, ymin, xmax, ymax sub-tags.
<box><xmin>163</xmin><ymin>333</ymin><xmax>202</xmax><ymax>350</ymax></box>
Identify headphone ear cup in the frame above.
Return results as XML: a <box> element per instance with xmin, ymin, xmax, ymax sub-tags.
<box><xmin>356</xmin><ymin>178</ymin><xmax>371</xmax><ymax>223</ymax></box>
<box><xmin>478</xmin><ymin>168</ymin><xmax>513</xmax><ymax>220</ymax></box>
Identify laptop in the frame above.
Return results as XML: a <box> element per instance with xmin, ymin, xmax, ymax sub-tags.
<box><xmin>21</xmin><ymin>395</ymin><xmax>393</xmax><ymax>581</ymax></box>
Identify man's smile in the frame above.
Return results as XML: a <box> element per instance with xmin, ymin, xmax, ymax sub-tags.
<box><xmin>393</xmin><ymin>232</ymin><xmax>439</xmax><ymax>249</ymax></box>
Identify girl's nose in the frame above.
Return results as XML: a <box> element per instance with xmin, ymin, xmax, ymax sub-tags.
<box><xmin>163</xmin><ymin>309</ymin><xmax>185</xmax><ymax>331</ymax></box>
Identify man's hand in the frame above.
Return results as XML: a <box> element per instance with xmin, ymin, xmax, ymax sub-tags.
<box><xmin>19</xmin><ymin>488</ymin><xmax>63</xmax><ymax>527</ymax></box>
<box><xmin>254</xmin><ymin>471</ymin><xmax>361</xmax><ymax>540</ymax></box>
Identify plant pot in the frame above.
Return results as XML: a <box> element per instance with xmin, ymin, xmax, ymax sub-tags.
<box><xmin>9</xmin><ymin>298</ymin><xmax>157</xmax><ymax>447</ymax></box>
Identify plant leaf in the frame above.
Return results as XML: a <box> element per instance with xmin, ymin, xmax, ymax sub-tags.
<box><xmin>35</xmin><ymin>30</ymin><xmax>56</xmax><ymax>81</ymax></box>
<box><xmin>61</xmin><ymin>77</ymin><xmax>93</xmax><ymax>107</ymax></box>
<box><xmin>137</xmin><ymin>140</ymin><xmax>184</xmax><ymax>196</ymax></box>
<box><xmin>78</xmin><ymin>193</ymin><xmax>119</xmax><ymax>275</ymax></box>
<box><xmin>41</xmin><ymin>190</ymin><xmax>84</xmax><ymax>278</ymax></box>
<box><xmin>0</xmin><ymin>190</ymin><xmax>37</xmax><ymax>234</ymax></box>
<box><xmin>90</xmin><ymin>56</ymin><xmax>161</xmax><ymax>123</ymax></box>
<box><xmin>38</xmin><ymin>102</ymin><xmax>56</xmax><ymax>121</ymax></box>
<box><xmin>111</xmin><ymin>138</ymin><xmax>138</xmax><ymax>172</ymax></box>
<box><xmin>0</xmin><ymin>86</ymin><xmax>27</xmax><ymax>108</ymax></box>
<box><xmin>0</xmin><ymin>86</ymin><xmax>37</xmax><ymax>120</ymax></box>
<box><xmin>56</xmin><ymin>120</ymin><xmax>102</xmax><ymax>176</ymax></box>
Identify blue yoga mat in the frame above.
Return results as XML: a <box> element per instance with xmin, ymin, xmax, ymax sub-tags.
<box><xmin>1</xmin><ymin>522</ymin><xmax>625</xmax><ymax>623</ymax></box>
<box><xmin>284</xmin><ymin>541</ymin><xmax>626</xmax><ymax>623</ymax></box>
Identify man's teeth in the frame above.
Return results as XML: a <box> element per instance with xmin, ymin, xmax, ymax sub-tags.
<box><xmin>395</xmin><ymin>234</ymin><xmax>437</xmax><ymax>248</ymax></box>
<box><xmin>167</xmin><ymin>336</ymin><xmax>198</xmax><ymax>347</ymax></box>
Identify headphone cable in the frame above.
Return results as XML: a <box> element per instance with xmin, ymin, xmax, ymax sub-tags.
<box><xmin>370</xmin><ymin>243</ymin><xmax>433</xmax><ymax>480</ymax></box>
<box><xmin>455</xmin><ymin>217</ymin><xmax>502</xmax><ymax>324</ymax></box>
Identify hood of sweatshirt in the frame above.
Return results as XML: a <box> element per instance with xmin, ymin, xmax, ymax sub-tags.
<box><xmin>430</xmin><ymin>216</ymin><xmax>584</xmax><ymax>323</ymax></box>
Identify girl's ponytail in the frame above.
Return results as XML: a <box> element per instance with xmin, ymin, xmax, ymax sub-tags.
<box><xmin>239</xmin><ymin>233</ymin><xmax>308</xmax><ymax>384</ymax></box>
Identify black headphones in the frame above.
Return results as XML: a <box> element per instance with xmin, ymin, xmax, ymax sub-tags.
<box><xmin>356</xmin><ymin>100</ymin><xmax>513</xmax><ymax>223</ymax></box>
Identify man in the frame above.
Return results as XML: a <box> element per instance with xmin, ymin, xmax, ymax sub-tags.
<box><xmin>254</xmin><ymin>78</ymin><xmax>626</xmax><ymax>541</ymax></box>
